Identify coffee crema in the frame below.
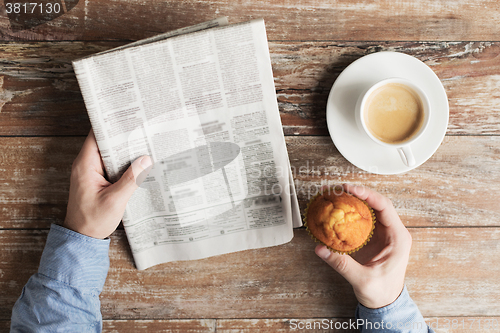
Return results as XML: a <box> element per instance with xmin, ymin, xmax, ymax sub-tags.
<box><xmin>363</xmin><ymin>83</ymin><xmax>424</xmax><ymax>144</ymax></box>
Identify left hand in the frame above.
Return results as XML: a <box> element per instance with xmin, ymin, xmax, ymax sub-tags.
<box><xmin>63</xmin><ymin>130</ymin><xmax>153</xmax><ymax>239</ymax></box>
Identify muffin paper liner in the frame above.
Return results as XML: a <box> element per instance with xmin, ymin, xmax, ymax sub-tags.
<box><xmin>303</xmin><ymin>187</ymin><xmax>376</xmax><ymax>255</ymax></box>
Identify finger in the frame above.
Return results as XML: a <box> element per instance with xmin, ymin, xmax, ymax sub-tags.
<box><xmin>78</xmin><ymin>130</ymin><xmax>99</xmax><ymax>160</ymax></box>
<box><xmin>90</xmin><ymin>130</ymin><xmax>106</xmax><ymax>173</ymax></box>
<box><xmin>315</xmin><ymin>244</ymin><xmax>365</xmax><ymax>284</ymax></box>
<box><xmin>76</xmin><ymin>130</ymin><xmax>105</xmax><ymax>176</ymax></box>
<box><xmin>342</xmin><ymin>184</ymin><xmax>400</xmax><ymax>228</ymax></box>
<box><xmin>342</xmin><ymin>184</ymin><xmax>388</xmax><ymax>211</ymax></box>
<box><xmin>107</xmin><ymin>155</ymin><xmax>153</xmax><ymax>203</ymax></box>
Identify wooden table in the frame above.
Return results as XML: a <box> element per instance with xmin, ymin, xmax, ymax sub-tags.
<box><xmin>1</xmin><ymin>1</ymin><xmax>499</xmax><ymax>332</ymax></box>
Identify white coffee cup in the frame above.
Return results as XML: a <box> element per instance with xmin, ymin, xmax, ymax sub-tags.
<box><xmin>355</xmin><ymin>78</ymin><xmax>431</xmax><ymax>167</ymax></box>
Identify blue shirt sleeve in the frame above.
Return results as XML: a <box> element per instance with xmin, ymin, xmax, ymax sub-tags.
<box><xmin>355</xmin><ymin>285</ymin><xmax>434</xmax><ymax>333</ymax></box>
<box><xmin>11</xmin><ymin>224</ymin><xmax>110</xmax><ymax>333</ymax></box>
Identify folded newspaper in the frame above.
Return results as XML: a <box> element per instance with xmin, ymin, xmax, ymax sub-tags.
<box><xmin>73</xmin><ymin>17</ymin><xmax>302</xmax><ymax>270</ymax></box>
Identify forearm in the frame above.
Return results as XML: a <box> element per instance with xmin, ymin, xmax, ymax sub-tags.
<box><xmin>356</xmin><ymin>285</ymin><xmax>434</xmax><ymax>333</ymax></box>
<box><xmin>11</xmin><ymin>224</ymin><xmax>110</xmax><ymax>333</ymax></box>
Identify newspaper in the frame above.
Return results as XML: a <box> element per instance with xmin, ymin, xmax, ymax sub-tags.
<box><xmin>73</xmin><ymin>18</ymin><xmax>301</xmax><ymax>270</ymax></box>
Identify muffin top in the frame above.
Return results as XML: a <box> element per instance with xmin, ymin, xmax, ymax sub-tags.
<box><xmin>306</xmin><ymin>189</ymin><xmax>374</xmax><ymax>253</ymax></box>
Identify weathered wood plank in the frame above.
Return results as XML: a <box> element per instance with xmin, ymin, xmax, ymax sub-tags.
<box><xmin>217</xmin><ymin>318</ymin><xmax>500</xmax><ymax>332</ymax></box>
<box><xmin>1</xmin><ymin>42</ymin><xmax>499</xmax><ymax>136</ymax></box>
<box><xmin>0</xmin><ymin>137</ymin><xmax>78</xmax><ymax>228</ymax></box>
<box><xmin>0</xmin><ymin>41</ymin><xmax>113</xmax><ymax>136</ymax></box>
<box><xmin>0</xmin><ymin>0</ymin><xmax>499</xmax><ymax>42</ymax></box>
<box><xmin>0</xmin><ymin>136</ymin><xmax>498</xmax><ymax>229</ymax></box>
<box><xmin>103</xmin><ymin>319</ymin><xmax>216</xmax><ymax>332</ymax></box>
<box><xmin>0</xmin><ymin>319</ymin><xmax>217</xmax><ymax>332</ymax></box>
<box><xmin>1</xmin><ymin>229</ymin><xmax>500</xmax><ymax>320</ymax></box>
<box><xmin>1</xmin><ymin>317</ymin><xmax>499</xmax><ymax>332</ymax></box>
<box><xmin>216</xmin><ymin>318</ymin><xmax>357</xmax><ymax>332</ymax></box>
<box><xmin>424</xmin><ymin>317</ymin><xmax>500</xmax><ymax>333</ymax></box>
<box><xmin>273</xmin><ymin>41</ymin><xmax>500</xmax><ymax>136</ymax></box>
<box><xmin>288</xmin><ymin>136</ymin><xmax>500</xmax><ymax>228</ymax></box>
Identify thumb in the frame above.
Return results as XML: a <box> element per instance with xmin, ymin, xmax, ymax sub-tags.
<box><xmin>315</xmin><ymin>245</ymin><xmax>364</xmax><ymax>284</ymax></box>
<box><xmin>108</xmin><ymin>155</ymin><xmax>153</xmax><ymax>203</ymax></box>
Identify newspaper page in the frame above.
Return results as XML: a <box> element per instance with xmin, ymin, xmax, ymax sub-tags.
<box><xmin>73</xmin><ymin>18</ymin><xmax>301</xmax><ymax>270</ymax></box>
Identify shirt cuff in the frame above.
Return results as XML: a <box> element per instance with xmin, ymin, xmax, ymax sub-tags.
<box><xmin>356</xmin><ymin>285</ymin><xmax>429</xmax><ymax>332</ymax></box>
<box><xmin>38</xmin><ymin>224</ymin><xmax>110</xmax><ymax>291</ymax></box>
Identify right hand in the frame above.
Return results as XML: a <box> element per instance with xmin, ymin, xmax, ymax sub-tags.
<box><xmin>315</xmin><ymin>184</ymin><xmax>412</xmax><ymax>309</ymax></box>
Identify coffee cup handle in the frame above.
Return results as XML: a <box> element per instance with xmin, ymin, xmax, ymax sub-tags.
<box><xmin>397</xmin><ymin>146</ymin><xmax>416</xmax><ymax>167</ymax></box>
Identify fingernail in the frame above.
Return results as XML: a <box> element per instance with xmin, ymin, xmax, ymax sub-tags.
<box><xmin>140</xmin><ymin>156</ymin><xmax>153</xmax><ymax>169</ymax></box>
<box><xmin>316</xmin><ymin>246</ymin><xmax>332</xmax><ymax>260</ymax></box>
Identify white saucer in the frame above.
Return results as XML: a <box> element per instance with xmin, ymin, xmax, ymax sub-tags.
<box><xmin>326</xmin><ymin>51</ymin><xmax>449</xmax><ymax>175</ymax></box>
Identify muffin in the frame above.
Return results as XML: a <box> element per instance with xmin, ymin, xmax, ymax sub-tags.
<box><xmin>305</xmin><ymin>187</ymin><xmax>375</xmax><ymax>254</ymax></box>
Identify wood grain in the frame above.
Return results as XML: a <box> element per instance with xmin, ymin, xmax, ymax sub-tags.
<box><xmin>1</xmin><ymin>1</ymin><xmax>499</xmax><ymax>329</ymax></box>
<box><xmin>288</xmin><ymin>136</ymin><xmax>500</xmax><ymax>228</ymax></box>
<box><xmin>273</xmin><ymin>41</ymin><xmax>500</xmax><ymax>136</ymax></box>
<box><xmin>1</xmin><ymin>317</ymin><xmax>499</xmax><ymax>332</ymax></box>
<box><xmin>217</xmin><ymin>318</ymin><xmax>500</xmax><ymax>333</ymax></box>
<box><xmin>1</xmin><ymin>0</ymin><xmax>499</xmax><ymax>42</ymax></box>
<box><xmin>0</xmin><ymin>136</ymin><xmax>78</xmax><ymax>228</ymax></box>
<box><xmin>1</xmin><ymin>42</ymin><xmax>499</xmax><ymax>136</ymax></box>
<box><xmin>216</xmin><ymin>318</ymin><xmax>357</xmax><ymax>332</ymax></box>
<box><xmin>1</xmin><ymin>136</ymin><xmax>499</xmax><ymax>229</ymax></box>
<box><xmin>1</xmin><ymin>228</ymin><xmax>500</xmax><ymax>321</ymax></box>
<box><xmin>103</xmin><ymin>319</ymin><xmax>216</xmax><ymax>332</ymax></box>
<box><xmin>1</xmin><ymin>319</ymin><xmax>217</xmax><ymax>333</ymax></box>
